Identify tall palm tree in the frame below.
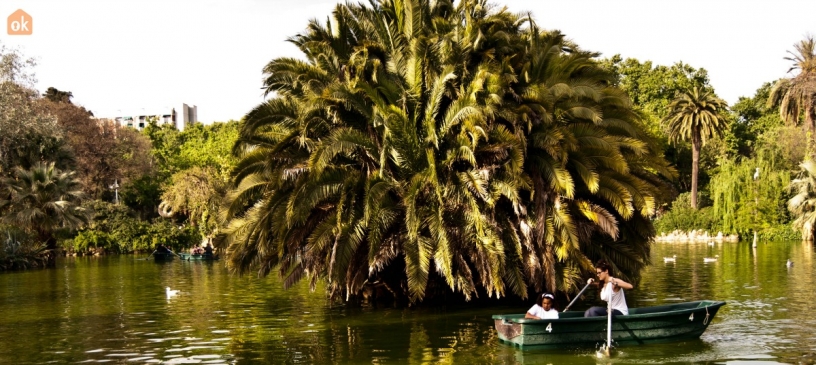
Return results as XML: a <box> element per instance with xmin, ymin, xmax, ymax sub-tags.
<box><xmin>788</xmin><ymin>160</ymin><xmax>816</xmax><ymax>241</ymax></box>
<box><xmin>0</xmin><ymin>162</ymin><xmax>88</xmax><ymax>257</ymax></box>
<box><xmin>222</xmin><ymin>0</ymin><xmax>673</xmax><ymax>304</ymax></box>
<box><xmin>663</xmin><ymin>87</ymin><xmax>729</xmax><ymax>209</ymax></box>
<box><xmin>768</xmin><ymin>36</ymin><xmax>816</xmax><ymax>154</ymax></box>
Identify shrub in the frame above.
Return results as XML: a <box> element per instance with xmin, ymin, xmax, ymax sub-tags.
<box><xmin>0</xmin><ymin>226</ymin><xmax>49</xmax><ymax>270</ymax></box>
<box><xmin>654</xmin><ymin>193</ymin><xmax>721</xmax><ymax>234</ymax></box>
<box><xmin>71</xmin><ymin>230</ymin><xmax>116</xmax><ymax>255</ymax></box>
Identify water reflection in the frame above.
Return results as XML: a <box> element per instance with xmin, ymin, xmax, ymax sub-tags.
<box><xmin>1</xmin><ymin>241</ymin><xmax>815</xmax><ymax>364</ymax></box>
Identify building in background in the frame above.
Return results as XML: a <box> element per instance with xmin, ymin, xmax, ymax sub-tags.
<box><xmin>108</xmin><ymin>103</ymin><xmax>198</xmax><ymax>131</ymax></box>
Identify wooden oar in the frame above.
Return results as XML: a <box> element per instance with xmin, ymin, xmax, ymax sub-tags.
<box><xmin>563</xmin><ymin>279</ymin><xmax>593</xmax><ymax>312</ymax></box>
<box><xmin>598</xmin><ymin>282</ymin><xmax>614</xmax><ymax>358</ymax></box>
<box><xmin>144</xmin><ymin>250</ymin><xmax>157</xmax><ymax>260</ymax></box>
<box><xmin>604</xmin><ymin>293</ymin><xmax>613</xmax><ymax>356</ymax></box>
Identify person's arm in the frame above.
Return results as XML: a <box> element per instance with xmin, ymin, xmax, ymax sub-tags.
<box><xmin>610</xmin><ymin>277</ymin><xmax>633</xmax><ymax>290</ymax></box>
<box><xmin>525</xmin><ymin>305</ymin><xmax>542</xmax><ymax>319</ymax></box>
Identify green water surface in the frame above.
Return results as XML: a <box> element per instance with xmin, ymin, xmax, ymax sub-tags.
<box><xmin>1</xmin><ymin>240</ymin><xmax>814</xmax><ymax>364</ymax></box>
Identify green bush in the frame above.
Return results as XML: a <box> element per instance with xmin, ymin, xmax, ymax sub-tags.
<box><xmin>0</xmin><ymin>226</ymin><xmax>49</xmax><ymax>270</ymax></box>
<box><xmin>654</xmin><ymin>193</ymin><xmax>721</xmax><ymax>234</ymax></box>
<box><xmin>71</xmin><ymin>230</ymin><xmax>116</xmax><ymax>255</ymax></box>
<box><xmin>758</xmin><ymin>224</ymin><xmax>800</xmax><ymax>241</ymax></box>
<box><xmin>66</xmin><ymin>200</ymin><xmax>201</xmax><ymax>254</ymax></box>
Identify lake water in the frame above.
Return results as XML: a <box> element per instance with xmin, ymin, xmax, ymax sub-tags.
<box><xmin>1</xmin><ymin>240</ymin><xmax>814</xmax><ymax>364</ymax></box>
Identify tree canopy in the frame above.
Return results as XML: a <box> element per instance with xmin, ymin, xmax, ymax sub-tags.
<box><xmin>221</xmin><ymin>0</ymin><xmax>674</xmax><ymax>304</ymax></box>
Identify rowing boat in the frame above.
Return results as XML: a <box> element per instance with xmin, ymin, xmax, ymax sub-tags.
<box><xmin>492</xmin><ymin>300</ymin><xmax>725</xmax><ymax>348</ymax></box>
<box><xmin>178</xmin><ymin>253</ymin><xmax>218</xmax><ymax>261</ymax></box>
<box><xmin>152</xmin><ymin>252</ymin><xmax>176</xmax><ymax>261</ymax></box>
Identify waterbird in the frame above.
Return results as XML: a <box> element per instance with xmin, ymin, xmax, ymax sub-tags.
<box><xmin>707</xmin><ymin>241</ymin><xmax>714</xmax><ymax>246</ymax></box>
<box><xmin>786</xmin><ymin>259</ymin><xmax>793</xmax><ymax>268</ymax></box>
<box><xmin>166</xmin><ymin>287</ymin><xmax>180</xmax><ymax>299</ymax></box>
<box><xmin>663</xmin><ymin>255</ymin><xmax>677</xmax><ymax>263</ymax></box>
<box><xmin>703</xmin><ymin>255</ymin><xmax>719</xmax><ymax>263</ymax></box>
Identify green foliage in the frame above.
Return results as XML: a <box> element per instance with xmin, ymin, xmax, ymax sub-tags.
<box><xmin>663</xmin><ymin>86</ymin><xmax>730</xmax><ymax>209</ymax></box>
<box><xmin>601</xmin><ymin>56</ymin><xmax>720</xmax><ymax>194</ymax></box>
<box><xmin>174</xmin><ymin>122</ymin><xmax>239</xmax><ymax>179</ymax></box>
<box><xmin>710</xmin><ymin>156</ymin><xmax>791</xmax><ymax>237</ymax></box>
<box><xmin>68</xmin><ymin>200</ymin><xmax>198</xmax><ymax>253</ymax></box>
<box><xmin>0</xmin><ymin>44</ymin><xmax>72</xmax><ymax>177</ymax></box>
<box><xmin>160</xmin><ymin>166</ymin><xmax>227</xmax><ymax>237</ymax></box>
<box><xmin>143</xmin><ymin>120</ymin><xmax>240</xmax><ymax>180</ymax></box>
<box><xmin>653</xmin><ymin>193</ymin><xmax>719</xmax><ymax>234</ymax></box>
<box><xmin>788</xmin><ymin>160</ymin><xmax>816</xmax><ymax>240</ymax></box>
<box><xmin>757</xmin><ymin>224</ymin><xmax>800</xmax><ymax>241</ymax></box>
<box><xmin>71</xmin><ymin>230</ymin><xmax>115</xmax><ymax>254</ymax></box>
<box><xmin>0</xmin><ymin>162</ymin><xmax>88</xmax><ymax>249</ymax></box>
<box><xmin>601</xmin><ymin>56</ymin><xmax>712</xmax><ymax>139</ymax></box>
<box><xmin>767</xmin><ymin>36</ymin><xmax>816</xmax><ymax>156</ymax></box>
<box><xmin>0</xmin><ymin>226</ymin><xmax>48</xmax><ymax>270</ymax></box>
<box><xmin>120</xmin><ymin>175</ymin><xmax>162</xmax><ymax>219</ymax></box>
<box><xmin>142</xmin><ymin>121</ymin><xmax>182</xmax><ymax>179</ymax></box>
<box><xmin>140</xmin><ymin>220</ymin><xmax>199</xmax><ymax>253</ymax></box>
<box><xmin>223</xmin><ymin>0</ymin><xmax>674</xmax><ymax>304</ymax></box>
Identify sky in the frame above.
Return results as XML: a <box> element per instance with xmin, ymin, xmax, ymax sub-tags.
<box><xmin>1</xmin><ymin>0</ymin><xmax>815</xmax><ymax>123</ymax></box>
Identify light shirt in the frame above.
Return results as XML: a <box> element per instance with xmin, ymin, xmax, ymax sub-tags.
<box><xmin>600</xmin><ymin>281</ymin><xmax>629</xmax><ymax>315</ymax></box>
<box><xmin>527</xmin><ymin>304</ymin><xmax>559</xmax><ymax>319</ymax></box>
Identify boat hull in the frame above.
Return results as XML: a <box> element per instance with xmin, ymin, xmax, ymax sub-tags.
<box><xmin>179</xmin><ymin>253</ymin><xmax>218</xmax><ymax>261</ymax></box>
<box><xmin>492</xmin><ymin>300</ymin><xmax>725</xmax><ymax>348</ymax></box>
<box><xmin>153</xmin><ymin>252</ymin><xmax>176</xmax><ymax>261</ymax></box>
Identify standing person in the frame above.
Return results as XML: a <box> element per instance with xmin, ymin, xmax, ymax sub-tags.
<box><xmin>584</xmin><ymin>260</ymin><xmax>633</xmax><ymax>317</ymax></box>
<box><xmin>525</xmin><ymin>293</ymin><xmax>559</xmax><ymax>319</ymax></box>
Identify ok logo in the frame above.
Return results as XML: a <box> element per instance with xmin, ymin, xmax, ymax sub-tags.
<box><xmin>8</xmin><ymin>9</ymin><xmax>32</xmax><ymax>35</ymax></box>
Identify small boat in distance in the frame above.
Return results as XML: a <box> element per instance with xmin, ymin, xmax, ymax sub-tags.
<box><xmin>663</xmin><ymin>255</ymin><xmax>677</xmax><ymax>263</ymax></box>
<box><xmin>493</xmin><ymin>300</ymin><xmax>725</xmax><ymax>348</ymax></box>
<box><xmin>178</xmin><ymin>253</ymin><xmax>219</xmax><ymax>261</ymax></box>
<box><xmin>153</xmin><ymin>252</ymin><xmax>176</xmax><ymax>262</ymax></box>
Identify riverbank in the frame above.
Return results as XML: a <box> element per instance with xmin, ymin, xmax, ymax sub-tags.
<box><xmin>654</xmin><ymin>229</ymin><xmax>739</xmax><ymax>243</ymax></box>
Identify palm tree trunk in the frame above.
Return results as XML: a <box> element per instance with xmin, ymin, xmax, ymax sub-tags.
<box><xmin>533</xmin><ymin>173</ymin><xmax>556</xmax><ymax>293</ymax></box>
<box><xmin>807</xmin><ymin>104</ymin><xmax>815</xmax><ymax>158</ymax></box>
<box><xmin>691</xmin><ymin>132</ymin><xmax>701</xmax><ymax>210</ymax></box>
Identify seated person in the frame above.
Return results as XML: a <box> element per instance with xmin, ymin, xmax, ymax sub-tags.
<box><xmin>525</xmin><ymin>293</ymin><xmax>559</xmax><ymax>319</ymax></box>
<box><xmin>156</xmin><ymin>244</ymin><xmax>171</xmax><ymax>254</ymax></box>
<box><xmin>584</xmin><ymin>260</ymin><xmax>633</xmax><ymax>317</ymax></box>
<box><xmin>204</xmin><ymin>244</ymin><xmax>214</xmax><ymax>255</ymax></box>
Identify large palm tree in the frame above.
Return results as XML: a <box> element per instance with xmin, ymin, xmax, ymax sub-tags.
<box><xmin>768</xmin><ymin>36</ymin><xmax>816</xmax><ymax>154</ymax></box>
<box><xmin>222</xmin><ymin>0</ymin><xmax>673</xmax><ymax>304</ymax></box>
<box><xmin>0</xmin><ymin>162</ymin><xmax>88</xmax><ymax>258</ymax></box>
<box><xmin>663</xmin><ymin>87</ymin><xmax>729</xmax><ymax>209</ymax></box>
<box><xmin>788</xmin><ymin>160</ymin><xmax>816</xmax><ymax>241</ymax></box>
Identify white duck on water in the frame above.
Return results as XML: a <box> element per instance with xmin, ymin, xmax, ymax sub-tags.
<box><xmin>703</xmin><ymin>255</ymin><xmax>719</xmax><ymax>263</ymax></box>
<box><xmin>786</xmin><ymin>259</ymin><xmax>793</xmax><ymax>268</ymax></box>
<box><xmin>166</xmin><ymin>287</ymin><xmax>180</xmax><ymax>299</ymax></box>
<box><xmin>663</xmin><ymin>255</ymin><xmax>677</xmax><ymax>263</ymax></box>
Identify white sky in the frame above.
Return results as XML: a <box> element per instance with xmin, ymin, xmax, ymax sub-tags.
<box><xmin>1</xmin><ymin>0</ymin><xmax>814</xmax><ymax>123</ymax></box>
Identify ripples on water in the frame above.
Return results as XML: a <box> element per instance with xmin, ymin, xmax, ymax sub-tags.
<box><xmin>0</xmin><ymin>241</ymin><xmax>815</xmax><ymax>364</ymax></box>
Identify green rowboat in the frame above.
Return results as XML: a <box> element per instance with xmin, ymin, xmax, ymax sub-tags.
<box><xmin>152</xmin><ymin>252</ymin><xmax>176</xmax><ymax>261</ymax></box>
<box><xmin>492</xmin><ymin>300</ymin><xmax>725</xmax><ymax>348</ymax></box>
<box><xmin>178</xmin><ymin>253</ymin><xmax>218</xmax><ymax>261</ymax></box>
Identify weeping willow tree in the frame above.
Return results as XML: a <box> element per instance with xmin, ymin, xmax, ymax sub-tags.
<box><xmin>710</xmin><ymin>154</ymin><xmax>790</xmax><ymax>237</ymax></box>
<box><xmin>221</xmin><ymin>0</ymin><xmax>674</xmax><ymax>304</ymax></box>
